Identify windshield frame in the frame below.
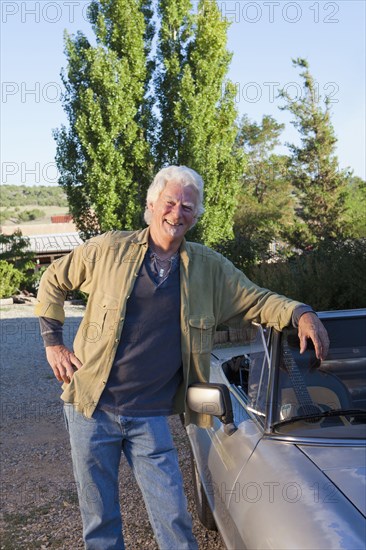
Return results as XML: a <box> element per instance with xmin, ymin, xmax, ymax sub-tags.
<box><xmin>268</xmin><ymin>312</ymin><xmax>366</xmax><ymax>438</ymax></box>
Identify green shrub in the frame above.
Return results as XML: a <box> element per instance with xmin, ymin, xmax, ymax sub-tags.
<box><xmin>0</xmin><ymin>231</ymin><xmax>37</xmax><ymax>293</ymax></box>
<box><xmin>17</xmin><ymin>208</ymin><xmax>45</xmax><ymax>222</ymax></box>
<box><xmin>0</xmin><ymin>260</ymin><xmax>23</xmax><ymax>298</ymax></box>
<box><xmin>0</xmin><ymin>209</ymin><xmax>15</xmax><ymax>224</ymax></box>
<box><xmin>247</xmin><ymin>239</ymin><xmax>366</xmax><ymax>311</ymax></box>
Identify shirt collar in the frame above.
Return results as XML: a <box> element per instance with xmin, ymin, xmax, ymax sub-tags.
<box><xmin>132</xmin><ymin>226</ymin><xmax>189</xmax><ymax>261</ymax></box>
<box><xmin>131</xmin><ymin>226</ymin><xmax>150</xmax><ymax>245</ymax></box>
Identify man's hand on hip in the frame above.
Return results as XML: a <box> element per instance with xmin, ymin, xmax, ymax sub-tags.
<box><xmin>46</xmin><ymin>345</ymin><xmax>83</xmax><ymax>384</ymax></box>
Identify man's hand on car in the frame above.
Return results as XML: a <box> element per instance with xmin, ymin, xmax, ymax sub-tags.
<box><xmin>298</xmin><ymin>312</ymin><xmax>330</xmax><ymax>361</ymax></box>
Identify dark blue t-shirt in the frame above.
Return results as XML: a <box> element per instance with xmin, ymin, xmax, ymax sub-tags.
<box><xmin>98</xmin><ymin>252</ymin><xmax>182</xmax><ymax>416</ymax></box>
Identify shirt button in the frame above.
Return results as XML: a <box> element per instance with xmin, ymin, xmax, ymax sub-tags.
<box><xmin>115</xmin><ymin>338</ymin><xmax>119</xmax><ymax>343</ymax></box>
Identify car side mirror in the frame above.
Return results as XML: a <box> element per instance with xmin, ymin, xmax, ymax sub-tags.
<box><xmin>187</xmin><ymin>383</ymin><xmax>237</xmax><ymax>435</ymax></box>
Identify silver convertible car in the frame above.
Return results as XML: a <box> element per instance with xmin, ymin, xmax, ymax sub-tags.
<box><xmin>186</xmin><ymin>309</ymin><xmax>366</xmax><ymax>550</ymax></box>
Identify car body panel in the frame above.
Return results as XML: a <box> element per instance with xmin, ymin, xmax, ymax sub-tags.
<box><xmin>298</xmin><ymin>445</ymin><xmax>366</xmax><ymax>516</ymax></box>
<box><xmin>232</xmin><ymin>439</ymin><xmax>366</xmax><ymax>550</ymax></box>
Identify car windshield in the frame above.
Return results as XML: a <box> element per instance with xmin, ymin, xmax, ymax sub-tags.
<box><xmin>273</xmin><ymin>314</ymin><xmax>366</xmax><ymax>437</ymax></box>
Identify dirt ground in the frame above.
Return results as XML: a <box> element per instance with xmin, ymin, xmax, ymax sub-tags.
<box><xmin>0</xmin><ymin>303</ymin><xmax>225</xmax><ymax>550</ymax></box>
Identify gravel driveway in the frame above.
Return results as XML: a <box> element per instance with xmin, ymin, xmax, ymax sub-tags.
<box><xmin>0</xmin><ymin>303</ymin><xmax>225</xmax><ymax>550</ymax></box>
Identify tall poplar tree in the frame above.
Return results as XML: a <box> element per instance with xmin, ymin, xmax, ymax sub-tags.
<box><xmin>156</xmin><ymin>0</ymin><xmax>244</xmax><ymax>247</ymax></box>
<box><xmin>54</xmin><ymin>0</ymin><xmax>154</xmax><ymax>238</ymax></box>
<box><xmin>154</xmin><ymin>0</ymin><xmax>192</xmax><ymax>167</ymax></box>
<box><xmin>279</xmin><ymin>58</ymin><xmax>350</xmax><ymax>248</ymax></box>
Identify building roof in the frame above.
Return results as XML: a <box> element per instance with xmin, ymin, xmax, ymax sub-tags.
<box><xmin>0</xmin><ymin>232</ymin><xmax>84</xmax><ymax>255</ymax></box>
<box><xmin>28</xmin><ymin>233</ymin><xmax>83</xmax><ymax>254</ymax></box>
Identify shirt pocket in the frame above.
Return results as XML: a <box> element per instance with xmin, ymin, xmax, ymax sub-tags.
<box><xmin>189</xmin><ymin>315</ymin><xmax>216</xmax><ymax>353</ymax></box>
<box><xmin>79</xmin><ymin>293</ymin><xmax>120</xmax><ymax>344</ymax></box>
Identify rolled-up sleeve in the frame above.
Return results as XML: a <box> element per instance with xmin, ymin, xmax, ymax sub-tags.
<box><xmin>34</xmin><ymin>238</ymin><xmax>92</xmax><ymax>322</ymax></box>
<box><xmin>39</xmin><ymin>316</ymin><xmax>64</xmax><ymax>347</ymax></box>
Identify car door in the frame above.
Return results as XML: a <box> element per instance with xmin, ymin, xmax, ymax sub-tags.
<box><xmin>188</xmin><ymin>325</ymin><xmax>272</xmax><ymax>548</ymax></box>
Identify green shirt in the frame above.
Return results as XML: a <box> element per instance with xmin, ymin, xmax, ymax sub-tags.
<box><xmin>35</xmin><ymin>227</ymin><xmax>301</xmax><ymax>426</ymax></box>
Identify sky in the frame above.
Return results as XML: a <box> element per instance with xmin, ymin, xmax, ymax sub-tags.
<box><xmin>1</xmin><ymin>0</ymin><xmax>365</xmax><ymax>187</ymax></box>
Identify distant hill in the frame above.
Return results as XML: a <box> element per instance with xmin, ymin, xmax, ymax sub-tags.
<box><xmin>1</xmin><ymin>185</ymin><xmax>68</xmax><ymax>208</ymax></box>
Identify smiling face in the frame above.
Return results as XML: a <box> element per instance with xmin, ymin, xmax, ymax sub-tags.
<box><xmin>148</xmin><ymin>180</ymin><xmax>198</xmax><ymax>253</ymax></box>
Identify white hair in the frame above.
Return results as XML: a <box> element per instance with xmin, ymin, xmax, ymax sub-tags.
<box><xmin>144</xmin><ymin>166</ymin><xmax>205</xmax><ymax>226</ymax></box>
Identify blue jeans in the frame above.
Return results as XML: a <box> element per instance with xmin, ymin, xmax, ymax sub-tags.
<box><xmin>63</xmin><ymin>405</ymin><xmax>197</xmax><ymax>550</ymax></box>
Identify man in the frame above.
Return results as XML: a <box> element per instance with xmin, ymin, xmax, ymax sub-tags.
<box><xmin>36</xmin><ymin>165</ymin><xmax>329</xmax><ymax>550</ymax></box>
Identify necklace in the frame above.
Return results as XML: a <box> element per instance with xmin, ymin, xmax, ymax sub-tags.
<box><xmin>149</xmin><ymin>249</ymin><xmax>179</xmax><ymax>281</ymax></box>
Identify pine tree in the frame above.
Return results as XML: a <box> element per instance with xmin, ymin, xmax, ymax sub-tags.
<box><xmin>343</xmin><ymin>176</ymin><xmax>366</xmax><ymax>238</ymax></box>
<box><xmin>54</xmin><ymin>0</ymin><xmax>154</xmax><ymax>238</ymax></box>
<box><xmin>219</xmin><ymin>115</ymin><xmax>294</xmax><ymax>270</ymax></box>
<box><xmin>279</xmin><ymin>58</ymin><xmax>350</xmax><ymax>248</ymax></box>
<box><xmin>234</xmin><ymin>114</ymin><xmax>294</xmax><ymax>259</ymax></box>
